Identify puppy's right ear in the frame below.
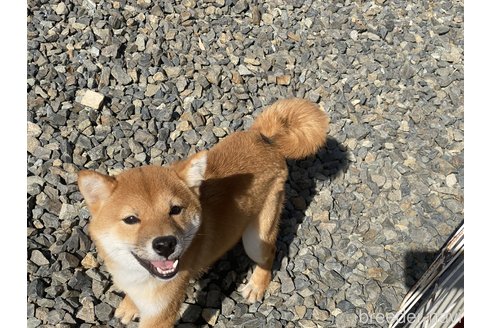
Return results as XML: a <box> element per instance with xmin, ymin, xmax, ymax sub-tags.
<box><xmin>175</xmin><ymin>151</ymin><xmax>207</xmax><ymax>194</ymax></box>
<box><xmin>78</xmin><ymin>170</ymin><xmax>116</xmax><ymax>212</ymax></box>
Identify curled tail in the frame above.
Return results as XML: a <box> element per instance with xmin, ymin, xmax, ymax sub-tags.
<box><xmin>251</xmin><ymin>98</ymin><xmax>330</xmax><ymax>159</ymax></box>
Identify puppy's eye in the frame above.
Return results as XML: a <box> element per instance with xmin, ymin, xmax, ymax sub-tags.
<box><xmin>123</xmin><ymin>216</ymin><xmax>140</xmax><ymax>225</ymax></box>
<box><xmin>169</xmin><ymin>206</ymin><xmax>182</xmax><ymax>215</ymax></box>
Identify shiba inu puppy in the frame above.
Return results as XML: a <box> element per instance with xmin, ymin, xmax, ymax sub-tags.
<box><xmin>78</xmin><ymin>98</ymin><xmax>329</xmax><ymax>327</ymax></box>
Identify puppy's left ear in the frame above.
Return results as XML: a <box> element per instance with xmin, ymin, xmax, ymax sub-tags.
<box><xmin>176</xmin><ymin>151</ymin><xmax>207</xmax><ymax>192</ymax></box>
<box><xmin>78</xmin><ymin>170</ymin><xmax>117</xmax><ymax>213</ymax></box>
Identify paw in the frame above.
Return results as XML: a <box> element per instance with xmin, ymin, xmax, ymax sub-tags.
<box><xmin>115</xmin><ymin>296</ymin><xmax>139</xmax><ymax>324</ymax></box>
<box><xmin>239</xmin><ymin>266</ymin><xmax>272</xmax><ymax>303</ymax></box>
<box><xmin>239</xmin><ymin>279</ymin><xmax>268</xmax><ymax>303</ymax></box>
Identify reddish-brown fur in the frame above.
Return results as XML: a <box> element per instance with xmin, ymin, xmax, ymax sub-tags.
<box><xmin>78</xmin><ymin>98</ymin><xmax>329</xmax><ymax>327</ymax></box>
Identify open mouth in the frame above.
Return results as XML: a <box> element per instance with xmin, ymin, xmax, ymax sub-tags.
<box><xmin>132</xmin><ymin>253</ymin><xmax>179</xmax><ymax>280</ymax></box>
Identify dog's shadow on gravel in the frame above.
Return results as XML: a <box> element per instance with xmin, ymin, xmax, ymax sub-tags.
<box><xmin>403</xmin><ymin>221</ymin><xmax>464</xmax><ymax>289</ymax></box>
<box><xmin>275</xmin><ymin>137</ymin><xmax>349</xmax><ymax>271</ymax></box>
<box><xmin>178</xmin><ymin>137</ymin><xmax>349</xmax><ymax>325</ymax></box>
<box><xmin>404</xmin><ymin>251</ymin><xmax>439</xmax><ymax>288</ymax></box>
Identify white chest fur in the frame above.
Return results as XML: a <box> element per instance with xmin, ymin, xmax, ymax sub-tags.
<box><xmin>124</xmin><ymin>279</ymin><xmax>170</xmax><ymax>317</ymax></box>
<box><xmin>98</xmin><ymin>234</ymin><xmax>170</xmax><ymax>317</ymax></box>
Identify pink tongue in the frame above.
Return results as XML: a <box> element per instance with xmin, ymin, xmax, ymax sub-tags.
<box><xmin>151</xmin><ymin>260</ymin><xmax>175</xmax><ymax>270</ymax></box>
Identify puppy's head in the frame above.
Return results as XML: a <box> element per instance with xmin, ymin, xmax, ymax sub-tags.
<box><xmin>77</xmin><ymin>152</ymin><xmax>207</xmax><ymax>282</ymax></box>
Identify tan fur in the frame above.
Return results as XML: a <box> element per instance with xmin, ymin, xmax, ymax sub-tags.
<box><xmin>251</xmin><ymin>98</ymin><xmax>330</xmax><ymax>159</ymax></box>
<box><xmin>77</xmin><ymin>98</ymin><xmax>329</xmax><ymax>327</ymax></box>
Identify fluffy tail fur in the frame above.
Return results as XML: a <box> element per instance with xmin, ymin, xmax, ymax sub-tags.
<box><xmin>251</xmin><ymin>98</ymin><xmax>330</xmax><ymax>159</ymax></box>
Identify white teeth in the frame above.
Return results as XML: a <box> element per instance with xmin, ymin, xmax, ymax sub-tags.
<box><xmin>156</xmin><ymin>267</ymin><xmax>173</xmax><ymax>275</ymax></box>
<box><xmin>154</xmin><ymin>260</ymin><xmax>179</xmax><ymax>276</ymax></box>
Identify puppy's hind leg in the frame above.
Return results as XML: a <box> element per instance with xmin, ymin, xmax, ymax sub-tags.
<box><xmin>240</xmin><ymin>186</ymin><xmax>284</xmax><ymax>303</ymax></box>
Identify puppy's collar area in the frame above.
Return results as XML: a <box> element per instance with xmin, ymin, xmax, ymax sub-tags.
<box><xmin>131</xmin><ymin>252</ymin><xmax>179</xmax><ymax>280</ymax></box>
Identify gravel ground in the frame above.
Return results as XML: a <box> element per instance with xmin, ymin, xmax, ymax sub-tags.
<box><xmin>27</xmin><ymin>0</ymin><xmax>464</xmax><ymax>327</ymax></box>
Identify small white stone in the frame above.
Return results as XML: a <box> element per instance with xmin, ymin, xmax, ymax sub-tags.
<box><xmin>244</xmin><ymin>57</ymin><xmax>260</xmax><ymax>66</ymax></box>
<box><xmin>384</xmin><ymin>142</ymin><xmax>395</xmax><ymax>150</ymax></box>
<box><xmin>27</xmin><ymin>136</ymin><xmax>40</xmax><ymax>154</ymax></box>
<box><xmin>346</xmin><ymin>138</ymin><xmax>357</xmax><ymax>150</ymax></box>
<box><xmin>303</xmin><ymin>17</ymin><xmax>313</xmax><ymax>28</ymax></box>
<box><xmin>80</xmin><ymin>90</ymin><xmax>105</xmax><ymax>109</ymax></box>
<box><xmin>164</xmin><ymin>66</ymin><xmax>181</xmax><ymax>78</ymax></box>
<box><xmin>145</xmin><ymin>84</ymin><xmax>160</xmax><ymax>97</ymax></box>
<box><xmin>229</xmin><ymin>54</ymin><xmax>239</xmax><ymax>65</ymax></box>
<box><xmin>446</xmin><ymin>174</ymin><xmax>458</xmax><ymax>187</ymax></box>
<box><xmin>59</xmin><ymin>203</ymin><xmax>78</xmax><ymax>221</ymax></box>
<box><xmin>213</xmin><ymin>127</ymin><xmax>227</xmax><ymax>137</ymax></box>
<box><xmin>366</xmin><ymin>32</ymin><xmax>380</xmax><ymax>40</ymax></box>
<box><xmin>31</xmin><ymin>250</ymin><xmax>49</xmax><ymax>266</ymax></box>
<box><xmin>135</xmin><ymin>34</ymin><xmax>146</xmax><ymax>51</ymax></box>
<box><xmin>400</xmin><ymin>121</ymin><xmax>410</xmax><ymax>132</ymax></box>
<box><xmin>350</xmin><ymin>30</ymin><xmax>358</xmax><ymax>41</ymax></box>
<box><xmin>384</xmin><ymin>229</ymin><xmax>398</xmax><ymax>240</ymax></box>
<box><xmin>135</xmin><ymin>153</ymin><xmax>147</xmax><ymax>162</ymax></box>
<box><xmin>262</xmin><ymin>13</ymin><xmax>273</xmax><ymax>25</ymax></box>
<box><xmin>331</xmin><ymin>308</ymin><xmax>342</xmax><ymax>317</ymax></box>
<box><xmin>55</xmin><ymin>2</ymin><xmax>67</xmax><ymax>15</ymax></box>
<box><xmin>27</xmin><ymin>122</ymin><xmax>42</xmax><ymax>137</ymax></box>
<box><xmin>176</xmin><ymin>121</ymin><xmax>190</xmax><ymax>132</ymax></box>
<box><xmin>133</xmin><ymin>99</ymin><xmax>143</xmax><ymax>108</ymax></box>
<box><xmin>137</xmin><ymin>0</ymin><xmax>152</xmax><ymax>8</ymax></box>
<box><xmin>81</xmin><ymin>253</ymin><xmax>99</xmax><ymax>269</ymax></box>
<box><xmin>237</xmin><ymin>65</ymin><xmax>253</xmax><ymax>76</ymax></box>
<box><xmin>153</xmin><ymin>72</ymin><xmax>165</xmax><ymax>82</ymax></box>
<box><xmin>371</xmin><ymin>174</ymin><xmax>386</xmax><ymax>187</ymax></box>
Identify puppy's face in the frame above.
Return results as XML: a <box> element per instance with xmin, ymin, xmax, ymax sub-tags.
<box><xmin>78</xmin><ymin>152</ymin><xmax>207</xmax><ymax>282</ymax></box>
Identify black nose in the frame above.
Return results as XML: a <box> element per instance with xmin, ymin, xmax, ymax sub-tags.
<box><xmin>152</xmin><ymin>236</ymin><xmax>177</xmax><ymax>257</ymax></box>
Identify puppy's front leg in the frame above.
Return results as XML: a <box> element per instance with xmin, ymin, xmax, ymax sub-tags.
<box><xmin>138</xmin><ymin>294</ymin><xmax>185</xmax><ymax>328</ymax></box>
<box><xmin>115</xmin><ymin>295</ymin><xmax>139</xmax><ymax>324</ymax></box>
<box><xmin>137</xmin><ymin>274</ymin><xmax>189</xmax><ymax>328</ymax></box>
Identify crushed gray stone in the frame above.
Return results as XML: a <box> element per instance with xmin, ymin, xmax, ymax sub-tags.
<box><xmin>27</xmin><ymin>0</ymin><xmax>463</xmax><ymax>327</ymax></box>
